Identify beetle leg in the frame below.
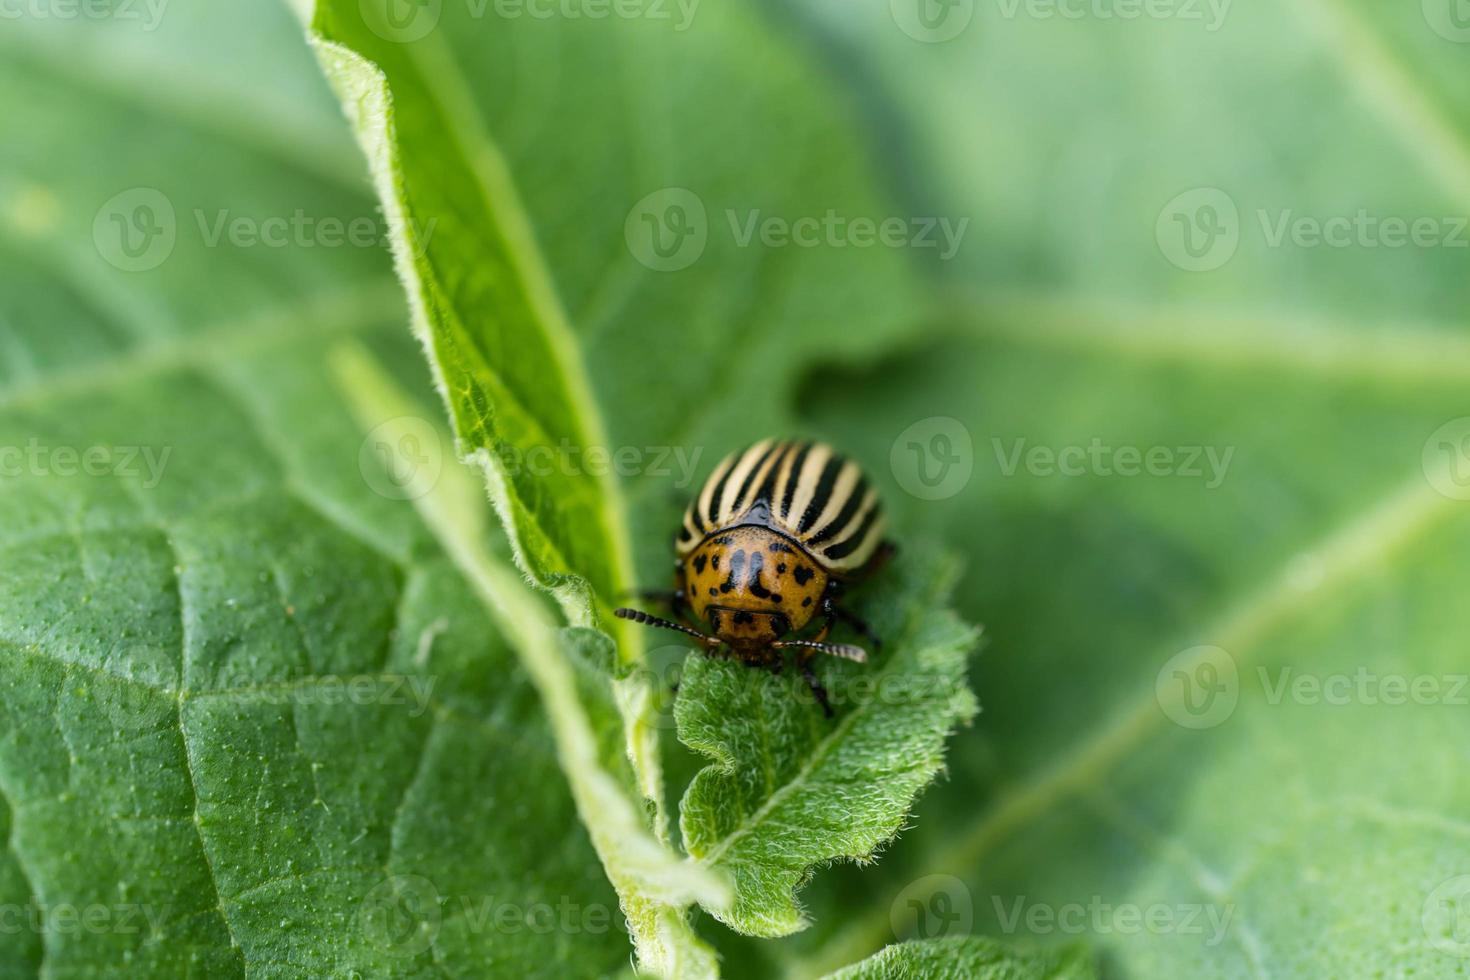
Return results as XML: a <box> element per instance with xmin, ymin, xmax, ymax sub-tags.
<box><xmin>794</xmin><ymin>650</ymin><xmax>833</xmax><ymax>718</ymax></box>
<box><xmin>822</xmin><ymin>595</ymin><xmax>883</xmax><ymax>651</ymax></box>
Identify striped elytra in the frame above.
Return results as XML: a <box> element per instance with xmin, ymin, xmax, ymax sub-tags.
<box><xmin>676</xmin><ymin>439</ymin><xmax>886</xmax><ymax>576</ymax></box>
<box><xmin>615</xmin><ymin>437</ymin><xmax>885</xmax><ymax>714</ymax></box>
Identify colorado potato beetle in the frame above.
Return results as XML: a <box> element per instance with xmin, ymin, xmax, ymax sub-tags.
<box><xmin>615</xmin><ymin>438</ymin><xmax>891</xmax><ymax>716</ymax></box>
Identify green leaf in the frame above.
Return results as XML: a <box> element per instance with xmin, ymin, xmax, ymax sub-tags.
<box><xmin>824</xmin><ymin>937</ymin><xmax>1095</xmax><ymax>980</ymax></box>
<box><xmin>330</xmin><ymin>343</ymin><xmax>728</xmax><ymax>977</ymax></box>
<box><xmin>676</xmin><ymin>550</ymin><xmax>978</xmax><ymax>937</ymax></box>
<box><xmin>748</xmin><ymin>2</ymin><xmax>1470</xmax><ymax>977</ymax></box>
<box><xmin>294</xmin><ymin>0</ymin><xmax>957</xmax><ymax>964</ymax></box>
<box><xmin>0</xmin><ymin>7</ymin><xmax>636</xmax><ymax>979</ymax></box>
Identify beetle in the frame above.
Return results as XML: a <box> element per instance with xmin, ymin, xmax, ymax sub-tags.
<box><xmin>615</xmin><ymin>438</ymin><xmax>890</xmax><ymax>716</ymax></box>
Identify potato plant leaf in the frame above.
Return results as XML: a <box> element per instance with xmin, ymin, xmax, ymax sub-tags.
<box><xmin>824</xmin><ymin>937</ymin><xmax>1095</xmax><ymax>980</ymax></box>
<box><xmin>0</xmin><ymin>8</ymin><xmax>637</xmax><ymax>977</ymax></box>
<box><xmin>750</xmin><ymin>2</ymin><xmax>1470</xmax><ymax>977</ymax></box>
<box><xmin>676</xmin><ymin>550</ymin><xmax>979</xmax><ymax>937</ymax></box>
<box><xmin>296</xmin><ymin>0</ymin><xmax>969</xmax><ymax>962</ymax></box>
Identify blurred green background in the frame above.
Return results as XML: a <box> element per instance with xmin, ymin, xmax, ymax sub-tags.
<box><xmin>4</xmin><ymin>0</ymin><xmax>1470</xmax><ymax>976</ymax></box>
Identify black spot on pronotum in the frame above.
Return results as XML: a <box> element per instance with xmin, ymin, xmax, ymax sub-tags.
<box><xmin>793</xmin><ymin>565</ymin><xmax>814</xmax><ymax>586</ymax></box>
<box><xmin>720</xmin><ymin>549</ymin><xmax>746</xmax><ymax>594</ymax></box>
<box><xmin>777</xmin><ymin>563</ymin><xmax>787</xmax><ymax>574</ymax></box>
<box><xmin>711</xmin><ymin>554</ymin><xmax>720</xmax><ymax>571</ymax></box>
<box><xmin>693</xmin><ymin>554</ymin><xmax>707</xmax><ymax>574</ymax></box>
<box><xmin>747</xmin><ymin>552</ymin><xmax>775</xmax><ymax>599</ymax></box>
<box><xmin>802</xmin><ymin>597</ymin><xmax>813</xmax><ymax>607</ymax></box>
<box><xmin>708</xmin><ymin>587</ymin><xmax>717</xmax><ymax>596</ymax></box>
<box><xmin>733</xmin><ymin>611</ymin><xmax>755</xmax><ymax>625</ymax></box>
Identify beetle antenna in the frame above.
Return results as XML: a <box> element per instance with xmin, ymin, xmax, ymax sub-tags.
<box><xmin>774</xmin><ymin>638</ymin><xmax>868</xmax><ymax>663</ymax></box>
<box><xmin>615</xmin><ymin>608</ymin><xmax>720</xmax><ymax>648</ymax></box>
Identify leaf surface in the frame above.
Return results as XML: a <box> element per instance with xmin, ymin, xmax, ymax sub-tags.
<box><xmin>677</xmin><ymin>551</ymin><xmax>978</xmax><ymax>937</ymax></box>
<box><xmin>749</xmin><ymin>2</ymin><xmax>1470</xmax><ymax>976</ymax></box>
<box><xmin>0</xmin><ymin>8</ymin><xmax>635</xmax><ymax>978</ymax></box>
<box><xmin>824</xmin><ymin>937</ymin><xmax>1095</xmax><ymax>980</ymax></box>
